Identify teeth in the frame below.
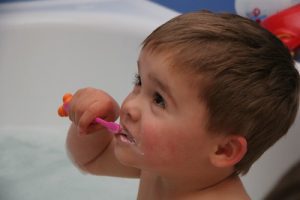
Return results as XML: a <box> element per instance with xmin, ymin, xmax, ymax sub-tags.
<box><xmin>121</xmin><ymin>130</ymin><xmax>136</xmax><ymax>144</ymax></box>
<box><xmin>128</xmin><ymin>136</ymin><xmax>136</xmax><ymax>144</ymax></box>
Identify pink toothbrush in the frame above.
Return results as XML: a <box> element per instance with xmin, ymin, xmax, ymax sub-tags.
<box><xmin>58</xmin><ymin>93</ymin><xmax>122</xmax><ymax>134</ymax></box>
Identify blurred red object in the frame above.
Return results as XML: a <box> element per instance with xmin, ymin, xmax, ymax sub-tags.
<box><xmin>261</xmin><ymin>4</ymin><xmax>300</xmax><ymax>54</ymax></box>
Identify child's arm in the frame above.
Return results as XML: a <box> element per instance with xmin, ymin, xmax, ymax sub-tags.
<box><xmin>65</xmin><ymin>87</ymin><xmax>141</xmax><ymax>178</ymax></box>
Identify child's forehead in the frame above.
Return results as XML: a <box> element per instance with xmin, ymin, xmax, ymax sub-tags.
<box><xmin>139</xmin><ymin>48</ymin><xmax>205</xmax><ymax>84</ymax></box>
<box><xmin>140</xmin><ymin>47</ymin><xmax>184</xmax><ymax>72</ymax></box>
<box><xmin>140</xmin><ymin>49</ymin><xmax>208</xmax><ymax>100</ymax></box>
<box><xmin>140</xmin><ymin>43</ymin><xmax>205</xmax><ymax>73</ymax></box>
<box><xmin>139</xmin><ymin>47</ymin><xmax>172</xmax><ymax>63</ymax></box>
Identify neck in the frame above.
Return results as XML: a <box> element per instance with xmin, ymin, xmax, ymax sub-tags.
<box><xmin>138</xmin><ymin>170</ymin><xmax>247</xmax><ymax>200</ymax></box>
<box><xmin>157</xmin><ymin>173</ymin><xmax>234</xmax><ymax>197</ymax></box>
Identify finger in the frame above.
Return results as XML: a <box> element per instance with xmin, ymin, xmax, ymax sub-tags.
<box><xmin>68</xmin><ymin>98</ymin><xmax>76</xmax><ymax>123</ymax></box>
<box><xmin>77</xmin><ymin>101</ymin><xmax>104</xmax><ymax>133</ymax></box>
<box><xmin>68</xmin><ymin>91</ymin><xmax>83</xmax><ymax>123</ymax></box>
<box><xmin>85</xmin><ymin>124</ymin><xmax>105</xmax><ymax>135</ymax></box>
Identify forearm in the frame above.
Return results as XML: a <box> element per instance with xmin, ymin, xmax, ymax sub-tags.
<box><xmin>66</xmin><ymin>123</ymin><xmax>113</xmax><ymax>168</ymax></box>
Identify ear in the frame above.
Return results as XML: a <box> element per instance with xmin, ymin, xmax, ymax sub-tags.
<box><xmin>210</xmin><ymin>135</ymin><xmax>247</xmax><ymax>168</ymax></box>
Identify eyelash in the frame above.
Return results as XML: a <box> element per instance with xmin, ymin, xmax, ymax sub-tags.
<box><xmin>133</xmin><ymin>73</ymin><xmax>141</xmax><ymax>86</ymax></box>
<box><xmin>133</xmin><ymin>73</ymin><xmax>166</xmax><ymax>109</ymax></box>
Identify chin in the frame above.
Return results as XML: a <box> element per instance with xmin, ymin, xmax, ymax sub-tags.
<box><xmin>113</xmin><ymin>138</ymin><xmax>143</xmax><ymax>167</ymax></box>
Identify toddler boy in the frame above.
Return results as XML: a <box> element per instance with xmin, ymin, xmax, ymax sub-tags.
<box><xmin>65</xmin><ymin>11</ymin><xmax>299</xmax><ymax>199</ymax></box>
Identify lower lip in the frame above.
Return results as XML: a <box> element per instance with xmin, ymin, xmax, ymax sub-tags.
<box><xmin>115</xmin><ymin>134</ymin><xmax>136</xmax><ymax>145</ymax></box>
<box><xmin>114</xmin><ymin>135</ymin><xmax>145</xmax><ymax>155</ymax></box>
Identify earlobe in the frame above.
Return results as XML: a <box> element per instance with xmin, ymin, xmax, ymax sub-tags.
<box><xmin>210</xmin><ymin>136</ymin><xmax>247</xmax><ymax>168</ymax></box>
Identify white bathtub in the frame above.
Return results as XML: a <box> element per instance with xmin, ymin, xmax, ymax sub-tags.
<box><xmin>0</xmin><ymin>1</ymin><xmax>299</xmax><ymax>199</ymax></box>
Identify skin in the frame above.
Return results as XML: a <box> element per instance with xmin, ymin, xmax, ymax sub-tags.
<box><xmin>66</xmin><ymin>49</ymin><xmax>250</xmax><ymax>199</ymax></box>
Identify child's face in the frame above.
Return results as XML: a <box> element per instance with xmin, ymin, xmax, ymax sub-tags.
<box><xmin>116</xmin><ymin>49</ymin><xmax>219</xmax><ymax>177</ymax></box>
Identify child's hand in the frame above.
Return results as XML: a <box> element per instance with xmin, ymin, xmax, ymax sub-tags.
<box><xmin>68</xmin><ymin>87</ymin><xmax>120</xmax><ymax>135</ymax></box>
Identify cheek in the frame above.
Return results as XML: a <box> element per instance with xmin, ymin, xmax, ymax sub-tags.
<box><xmin>142</xmin><ymin>121</ymin><xmax>212</xmax><ymax>163</ymax></box>
<box><xmin>140</xmin><ymin>122</ymin><xmax>187</xmax><ymax>164</ymax></box>
<box><xmin>140</xmin><ymin>123</ymin><xmax>162</xmax><ymax>153</ymax></box>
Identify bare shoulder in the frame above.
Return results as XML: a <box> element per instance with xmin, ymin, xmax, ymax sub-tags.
<box><xmin>83</xmin><ymin>140</ymin><xmax>141</xmax><ymax>178</ymax></box>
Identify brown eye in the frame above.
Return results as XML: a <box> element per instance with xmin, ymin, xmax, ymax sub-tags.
<box><xmin>153</xmin><ymin>92</ymin><xmax>165</xmax><ymax>108</ymax></box>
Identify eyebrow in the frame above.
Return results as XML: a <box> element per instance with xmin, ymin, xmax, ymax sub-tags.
<box><xmin>148</xmin><ymin>74</ymin><xmax>169</xmax><ymax>93</ymax></box>
<box><xmin>137</xmin><ymin>60</ymin><xmax>170</xmax><ymax>92</ymax></box>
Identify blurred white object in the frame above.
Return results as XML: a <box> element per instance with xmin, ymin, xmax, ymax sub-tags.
<box><xmin>295</xmin><ymin>61</ymin><xmax>300</xmax><ymax>71</ymax></box>
<box><xmin>235</xmin><ymin>0</ymin><xmax>300</xmax><ymax>22</ymax></box>
<box><xmin>0</xmin><ymin>0</ymin><xmax>178</xmax><ymax>129</ymax></box>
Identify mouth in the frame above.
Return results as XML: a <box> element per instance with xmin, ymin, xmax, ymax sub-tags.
<box><xmin>116</xmin><ymin>126</ymin><xmax>136</xmax><ymax>145</ymax></box>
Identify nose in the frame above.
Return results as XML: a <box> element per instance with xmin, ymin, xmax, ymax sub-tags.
<box><xmin>120</xmin><ymin>93</ymin><xmax>142</xmax><ymax>123</ymax></box>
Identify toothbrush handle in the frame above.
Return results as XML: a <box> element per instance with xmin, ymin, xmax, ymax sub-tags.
<box><xmin>94</xmin><ymin>118</ymin><xmax>122</xmax><ymax>134</ymax></box>
<box><xmin>58</xmin><ymin>93</ymin><xmax>72</xmax><ymax>117</ymax></box>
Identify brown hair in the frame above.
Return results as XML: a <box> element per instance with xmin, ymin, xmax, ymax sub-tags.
<box><xmin>142</xmin><ymin>11</ymin><xmax>299</xmax><ymax>174</ymax></box>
